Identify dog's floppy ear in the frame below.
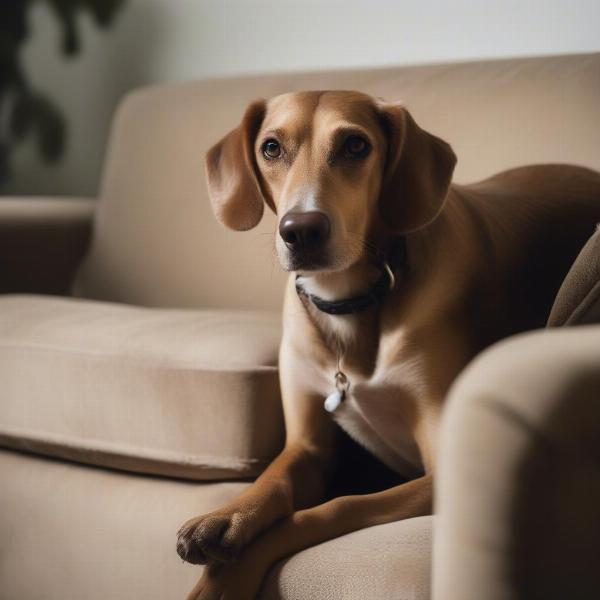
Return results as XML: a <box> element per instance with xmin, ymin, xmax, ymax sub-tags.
<box><xmin>205</xmin><ymin>99</ymin><xmax>269</xmax><ymax>231</ymax></box>
<box><xmin>377</xmin><ymin>103</ymin><xmax>456</xmax><ymax>233</ymax></box>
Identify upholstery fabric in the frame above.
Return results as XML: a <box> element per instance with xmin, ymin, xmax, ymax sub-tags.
<box><xmin>0</xmin><ymin>295</ymin><xmax>284</xmax><ymax>480</ymax></box>
<box><xmin>0</xmin><ymin>197</ymin><xmax>94</xmax><ymax>295</ymax></box>
<box><xmin>261</xmin><ymin>516</ymin><xmax>432</xmax><ymax>600</ymax></box>
<box><xmin>547</xmin><ymin>226</ymin><xmax>600</xmax><ymax>326</ymax></box>
<box><xmin>433</xmin><ymin>326</ymin><xmax>600</xmax><ymax>600</ymax></box>
<box><xmin>73</xmin><ymin>53</ymin><xmax>600</xmax><ymax>310</ymax></box>
<box><xmin>0</xmin><ymin>448</ymin><xmax>248</xmax><ymax>600</ymax></box>
<box><xmin>0</xmin><ymin>448</ymin><xmax>431</xmax><ymax>600</ymax></box>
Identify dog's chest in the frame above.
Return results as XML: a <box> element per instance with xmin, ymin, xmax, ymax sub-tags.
<box><xmin>320</xmin><ymin>365</ymin><xmax>425</xmax><ymax>478</ymax></box>
<box><xmin>305</xmin><ymin>303</ymin><xmax>428</xmax><ymax>477</ymax></box>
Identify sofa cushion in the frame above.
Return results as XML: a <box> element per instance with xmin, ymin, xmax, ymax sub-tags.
<box><xmin>548</xmin><ymin>226</ymin><xmax>600</xmax><ymax>326</ymax></box>
<box><xmin>261</xmin><ymin>516</ymin><xmax>432</xmax><ymax>600</ymax></box>
<box><xmin>0</xmin><ymin>448</ymin><xmax>249</xmax><ymax>599</ymax></box>
<box><xmin>0</xmin><ymin>295</ymin><xmax>284</xmax><ymax>480</ymax></box>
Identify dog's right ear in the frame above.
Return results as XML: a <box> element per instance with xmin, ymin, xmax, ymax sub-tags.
<box><xmin>376</xmin><ymin>103</ymin><xmax>456</xmax><ymax>233</ymax></box>
<box><xmin>205</xmin><ymin>99</ymin><xmax>268</xmax><ymax>231</ymax></box>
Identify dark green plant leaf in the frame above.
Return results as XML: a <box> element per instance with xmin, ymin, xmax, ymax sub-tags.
<box><xmin>47</xmin><ymin>0</ymin><xmax>126</xmax><ymax>56</ymax></box>
<box><xmin>30</xmin><ymin>93</ymin><xmax>66</xmax><ymax>162</ymax></box>
<box><xmin>0</xmin><ymin>141</ymin><xmax>11</xmax><ymax>184</ymax></box>
<box><xmin>89</xmin><ymin>0</ymin><xmax>126</xmax><ymax>27</ymax></box>
<box><xmin>9</xmin><ymin>91</ymin><xmax>35</xmax><ymax>140</ymax></box>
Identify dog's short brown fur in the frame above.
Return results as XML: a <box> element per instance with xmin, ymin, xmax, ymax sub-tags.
<box><xmin>177</xmin><ymin>91</ymin><xmax>600</xmax><ymax>600</ymax></box>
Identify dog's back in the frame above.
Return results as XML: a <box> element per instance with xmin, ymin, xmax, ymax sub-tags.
<box><xmin>457</xmin><ymin>164</ymin><xmax>600</xmax><ymax>341</ymax></box>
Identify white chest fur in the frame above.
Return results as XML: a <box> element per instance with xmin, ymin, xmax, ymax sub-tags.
<box><xmin>325</xmin><ymin>372</ymin><xmax>424</xmax><ymax>478</ymax></box>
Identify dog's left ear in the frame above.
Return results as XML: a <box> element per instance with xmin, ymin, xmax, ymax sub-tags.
<box><xmin>377</xmin><ymin>103</ymin><xmax>456</xmax><ymax>233</ymax></box>
<box><xmin>205</xmin><ymin>99</ymin><xmax>269</xmax><ymax>231</ymax></box>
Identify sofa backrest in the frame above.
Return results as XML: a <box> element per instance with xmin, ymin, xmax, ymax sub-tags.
<box><xmin>73</xmin><ymin>53</ymin><xmax>600</xmax><ymax>310</ymax></box>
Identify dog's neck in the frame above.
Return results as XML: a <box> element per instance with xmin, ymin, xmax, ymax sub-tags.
<box><xmin>292</xmin><ymin>203</ymin><xmax>465</xmax><ymax>374</ymax></box>
<box><xmin>295</xmin><ymin>259</ymin><xmax>382</xmax><ymax>367</ymax></box>
<box><xmin>294</xmin><ymin>242</ymin><xmax>402</xmax><ymax>358</ymax></box>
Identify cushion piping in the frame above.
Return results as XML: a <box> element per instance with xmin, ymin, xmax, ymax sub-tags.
<box><xmin>0</xmin><ymin>341</ymin><xmax>278</xmax><ymax>373</ymax></box>
<box><xmin>0</xmin><ymin>426</ymin><xmax>269</xmax><ymax>481</ymax></box>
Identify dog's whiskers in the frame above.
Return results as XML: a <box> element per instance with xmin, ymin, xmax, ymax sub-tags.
<box><xmin>346</xmin><ymin>231</ymin><xmax>381</xmax><ymax>259</ymax></box>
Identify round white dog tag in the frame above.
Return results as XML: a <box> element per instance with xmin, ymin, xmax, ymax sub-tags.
<box><xmin>324</xmin><ymin>390</ymin><xmax>344</xmax><ymax>412</ymax></box>
<box><xmin>324</xmin><ymin>370</ymin><xmax>349</xmax><ymax>413</ymax></box>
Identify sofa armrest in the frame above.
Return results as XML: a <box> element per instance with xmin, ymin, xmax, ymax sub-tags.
<box><xmin>433</xmin><ymin>326</ymin><xmax>600</xmax><ymax>600</ymax></box>
<box><xmin>0</xmin><ymin>197</ymin><xmax>95</xmax><ymax>295</ymax></box>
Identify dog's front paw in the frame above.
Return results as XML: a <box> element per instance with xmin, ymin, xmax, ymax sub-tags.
<box><xmin>177</xmin><ymin>510</ymin><xmax>247</xmax><ymax>565</ymax></box>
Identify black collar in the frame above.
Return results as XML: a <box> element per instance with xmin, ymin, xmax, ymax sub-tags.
<box><xmin>295</xmin><ymin>269</ymin><xmax>391</xmax><ymax>315</ymax></box>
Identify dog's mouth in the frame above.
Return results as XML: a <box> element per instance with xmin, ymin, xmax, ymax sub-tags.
<box><xmin>283</xmin><ymin>251</ymin><xmax>332</xmax><ymax>273</ymax></box>
<box><xmin>280</xmin><ymin>242</ymin><xmax>362</xmax><ymax>274</ymax></box>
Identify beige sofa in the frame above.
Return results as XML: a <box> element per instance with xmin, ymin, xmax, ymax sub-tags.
<box><xmin>1</xmin><ymin>53</ymin><xmax>599</xmax><ymax>599</ymax></box>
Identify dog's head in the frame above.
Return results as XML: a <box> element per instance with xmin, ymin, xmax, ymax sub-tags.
<box><xmin>205</xmin><ymin>91</ymin><xmax>456</xmax><ymax>273</ymax></box>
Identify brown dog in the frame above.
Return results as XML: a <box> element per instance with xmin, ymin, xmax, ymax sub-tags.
<box><xmin>177</xmin><ymin>91</ymin><xmax>600</xmax><ymax>600</ymax></box>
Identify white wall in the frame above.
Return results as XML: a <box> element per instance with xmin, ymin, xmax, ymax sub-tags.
<box><xmin>5</xmin><ymin>0</ymin><xmax>600</xmax><ymax>196</ymax></box>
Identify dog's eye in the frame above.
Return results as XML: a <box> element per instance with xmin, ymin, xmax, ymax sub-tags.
<box><xmin>262</xmin><ymin>139</ymin><xmax>281</xmax><ymax>159</ymax></box>
<box><xmin>343</xmin><ymin>135</ymin><xmax>370</xmax><ymax>159</ymax></box>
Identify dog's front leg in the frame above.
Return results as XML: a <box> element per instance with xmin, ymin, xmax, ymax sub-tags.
<box><xmin>177</xmin><ymin>343</ymin><xmax>337</xmax><ymax>567</ymax></box>
<box><xmin>177</xmin><ymin>437</ymin><xmax>333</xmax><ymax>565</ymax></box>
<box><xmin>188</xmin><ymin>474</ymin><xmax>433</xmax><ymax>600</ymax></box>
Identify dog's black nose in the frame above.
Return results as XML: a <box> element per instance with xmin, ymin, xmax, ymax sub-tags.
<box><xmin>279</xmin><ymin>211</ymin><xmax>331</xmax><ymax>252</ymax></box>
